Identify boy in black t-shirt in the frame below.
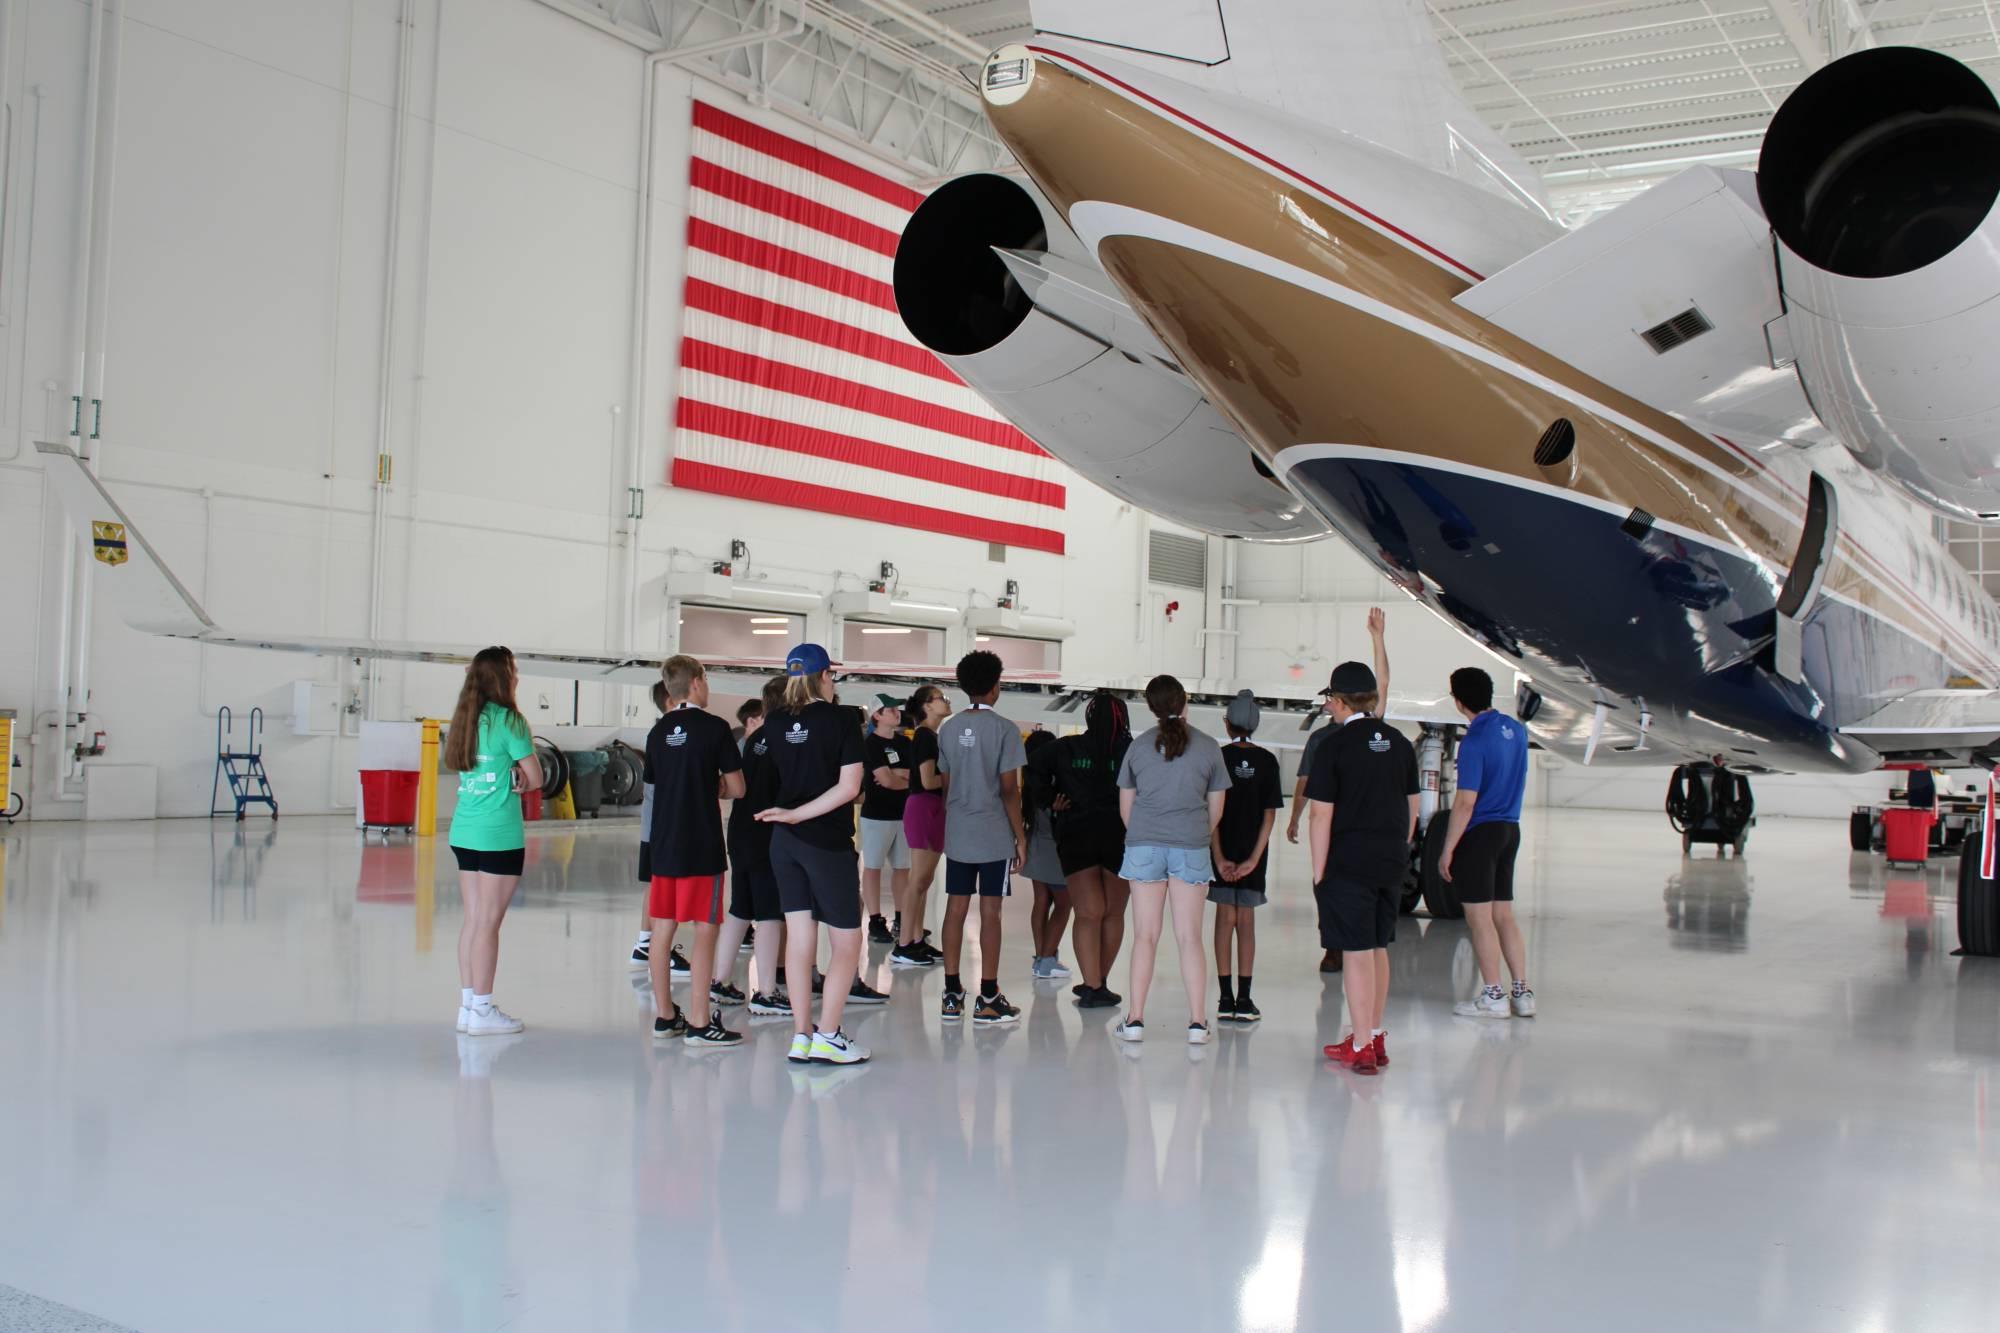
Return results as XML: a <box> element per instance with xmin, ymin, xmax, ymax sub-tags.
<box><xmin>714</xmin><ymin>679</ymin><xmax>790</xmax><ymax>1015</ymax></box>
<box><xmin>1210</xmin><ymin>691</ymin><xmax>1283</xmax><ymax>1024</ymax></box>
<box><xmin>1307</xmin><ymin>661</ymin><xmax>1418</xmax><ymax>1076</ymax></box>
<box><xmin>859</xmin><ymin>701</ymin><xmax>912</xmax><ymax>944</ymax></box>
<box><xmin>644</xmin><ymin>655</ymin><xmax>746</xmax><ymax>1048</ymax></box>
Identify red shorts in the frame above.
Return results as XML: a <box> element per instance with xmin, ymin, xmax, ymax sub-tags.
<box><xmin>648</xmin><ymin>874</ymin><xmax>724</xmax><ymax>925</ymax></box>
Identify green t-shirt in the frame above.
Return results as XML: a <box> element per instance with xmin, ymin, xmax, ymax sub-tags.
<box><xmin>447</xmin><ymin>703</ymin><xmax>534</xmax><ymax>852</ymax></box>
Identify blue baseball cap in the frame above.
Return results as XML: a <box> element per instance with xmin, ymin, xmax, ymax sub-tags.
<box><xmin>785</xmin><ymin>643</ymin><xmax>832</xmax><ymax>677</ymax></box>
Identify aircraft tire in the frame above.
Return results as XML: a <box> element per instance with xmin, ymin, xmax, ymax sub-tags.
<box><xmin>1849</xmin><ymin>810</ymin><xmax>1873</xmax><ymax>852</ymax></box>
<box><xmin>1420</xmin><ymin>817</ymin><xmax>1461</xmax><ymax>920</ymax></box>
<box><xmin>1959</xmin><ymin>831</ymin><xmax>2000</xmax><ymax>957</ymax></box>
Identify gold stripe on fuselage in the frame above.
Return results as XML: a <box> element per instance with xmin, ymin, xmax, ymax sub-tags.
<box><xmin>986</xmin><ymin>54</ymin><xmax>1980</xmax><ymax>678</ymax></box>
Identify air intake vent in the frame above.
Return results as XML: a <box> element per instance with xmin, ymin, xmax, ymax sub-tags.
<box><xmin>1147</xmin><ymin>531</ymin><xmax>1207</xmax><ymax>589</ymax></box>
<box><xmin>1639</xmin><ymin>306</ymin><xmax>1714</xmax><ymax>354</ymax></box>
<box><xmin>1534</xmin><ymin>418</ymin><xmax>1576</xmax><ymax>468</ymax></box>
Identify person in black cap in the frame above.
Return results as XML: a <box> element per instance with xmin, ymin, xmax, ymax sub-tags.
<box><xmin>1211</xmin><ymin>690</ymin><xmax>1282</xmax><ymax>1023</ymax></box>
<box><xmin>1308</xmin><ymin>658</ymin><xmax>1417</xmax><ymax>1076</ymax></box>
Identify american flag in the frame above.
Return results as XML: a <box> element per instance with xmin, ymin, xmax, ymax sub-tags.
<box><xmin>671</xmin><ymin>101</ymin><xmax>1067</xmax><ymax>555</ymax></box>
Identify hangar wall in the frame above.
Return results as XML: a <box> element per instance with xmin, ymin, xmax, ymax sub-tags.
<box><xmin>0</xmin><ymin>0</ymin><xmax>1452</xmax><ymax>820</ymax></box>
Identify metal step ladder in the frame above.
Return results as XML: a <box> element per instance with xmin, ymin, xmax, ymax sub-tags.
<box><xmin>211</xmin><ymin>706</ymin><xmax>278</xmax><ymax>821</ymax></box>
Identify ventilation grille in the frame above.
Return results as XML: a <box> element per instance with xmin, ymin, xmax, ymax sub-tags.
<box><xmin>1639</xmin><ymin>306</ymin><xmax>1714</xmax><ymax>354</ymax></box>
<box><xmin>1147</xmin><ymin>531</ymin><xmax>1208</xmax><ymax>589</ymax></box>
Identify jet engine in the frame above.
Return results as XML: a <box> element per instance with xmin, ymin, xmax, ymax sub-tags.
<box><xmin>1757</xmin><ymin>46</ymin><xmax>2000</xmax><ymax>522</ymax></box>
<box><xmin>893</xmin><ymin>173</ymin><xmax>1330</xmax><ymax>540</ymax></box>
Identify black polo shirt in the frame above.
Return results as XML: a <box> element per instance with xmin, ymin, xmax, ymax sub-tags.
<box><xmin>861</xmin><ymin>731</ymin><xmax>909</xmax><ymax>821</ymax></box>
<box><xmin>766</xmin><ymin>700</ymin><xmax>867</xmax><ymax>850</ymax></box>
<box><xmin>642</xmin><ymin>704</ymin><xmax>743</xmax><ymax>877</ymax></box>
<box><xmin>1307</xmin><ymin>715</ymin><xmax>1418</xmax><ymax>887</ymax></box>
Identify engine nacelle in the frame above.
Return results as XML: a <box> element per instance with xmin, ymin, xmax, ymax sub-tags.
<box><xmin>893</xmin><ymin>173</ymin><xmax>1330</xmax><ymax>540</ymax></box>
<box><xmin>1758</xmin><ymin>47</ymin><xmax>2000</xmax><ymax>521</ymax></box>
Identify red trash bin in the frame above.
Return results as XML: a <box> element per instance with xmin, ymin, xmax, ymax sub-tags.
<box><xmin>1881</xmin><ymin>807</ymin><xmax>1934</xmax><ymax>866</ymax></box>
<box><xmin>521</xmin><ymin>788</ymin><xmax>543</xmax><ymax>822</ymax></box>
<box><xmin>359</xmin><ymin>769</ymin><xmax>419</xmax><ymax>828</ymax></box>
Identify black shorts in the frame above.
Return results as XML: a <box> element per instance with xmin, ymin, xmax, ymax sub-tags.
<box><xmin>452</xmin><ymin>845</ymin><xmax>525</xmax><ymax>877</ymax></box>
<box><xmin>1452</xmin><ymin>821</ymin><xmax>1520</xmax><ymax>905</ymax></box>
<box><xmin>1315</xmin><ymin>876</ymin><xmax>1397</xmax><ymax>952</ymax></box>
<box><xmin>1056</xmin><ymin>822</ymin><xmax>1126</xmax><ymax>877</ymax></box>
<box><xmin>636</xmin><ymin>842</ymin><xmax>652</xmax><ymax>884</ymax></box>
<box><xmin>769</xmin><ymin>827</ymin><xmax>861</xmax><ymax>930</ymax></box>
<box><xmin>945</xmin><ymin>858</ymin><xmax>1010</xmax><ymax>898</ymax></box>
<box><xmin>729</xmin><ymin>863</ymin><xmax>782</xmax><ymax>922</ymax></box>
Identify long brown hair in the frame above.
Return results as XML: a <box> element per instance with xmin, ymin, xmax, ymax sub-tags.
<box><xmin>1145</xmin><ymin>674</ymin><xmax>1189</xmax><ymax>762</ymax></box>
<box><xmin>445</xmin><ymin>647</ymin><xmax>524</xmax><ymax>772</ymax></box>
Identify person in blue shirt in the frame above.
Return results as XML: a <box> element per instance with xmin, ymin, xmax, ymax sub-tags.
<box><xmin>1437</xmin><ymin>667</ymin><xmax>1535</xmax><ymax>1019</ymax></box>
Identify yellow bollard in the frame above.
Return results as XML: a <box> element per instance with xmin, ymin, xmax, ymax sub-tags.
<box><xmin>416</xmin><ymin>718</ymin><xmax>440</xmax><ymax>838</ymax></box>
<box><xmin>0</xmin><ymin>708</ymin><xmax>14</xmax><ymax>816</ymax></box>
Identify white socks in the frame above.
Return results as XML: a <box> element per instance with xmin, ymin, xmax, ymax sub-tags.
<box><xmin>638</xmin><ymin>930</ymin><xmax>652</xmax><ymax>945</ymax></box>
<box><xmin>472</xmin><ymin>992</ymin><xmax>493</xmax><ymax>1011</ymax></box>
<box><xmin>461</xmin><ymin>988</ymin><xmax>475</xmax><ymax>1008</ymax></box>
<box><xmin>1371</xmin><ymin>1028</ymin><xmax>1384</xmax><ymax>1039</ymax></box>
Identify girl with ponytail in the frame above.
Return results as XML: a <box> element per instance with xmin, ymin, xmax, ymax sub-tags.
<box><xmin>1113</xmin><ymin>675</ymin><xmax>1231</xmax><ymax>1044</ymax></box>
<box><xmin>1027</xmin><ymin>688</ymin><xmax>1134</xmax><ymax>1005</ymax></box>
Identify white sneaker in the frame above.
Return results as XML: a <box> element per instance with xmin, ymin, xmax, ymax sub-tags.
<box><xmin>1511</xmin><ymin>988</ymin><xmax>1537</xmax><ymax>1018</ymax></box>
<box><xmin>455</xmin><ymin>1006</ymin><xmax>470</xmax><ymax>1033</ymax></box>
<box><xmin>787</xmin><ymin>1033</ymin><xmax>813</xmax><ymax>1064</ymax></box>
<box><xmin>1045</xmin><ymin>957</ymin><xmax>1072</xmax><ymax>978</ymax></box>
<box><xmin>1115</xmin><ymin>1017</ymin><xmax>1145</xmax><ymax>1042</ymax></box>
<box><xmin>464</xmin><ymin>1003</ymin><xmax>525</xmax><ymax>1036</ymax></box>
<box><xmin>808</xmin><ymin>1028</ymin><xmax>870</xmax><ymax>1065</ymax></box>
<box><xmin>1454</xmin><ymin>989</ymin><xmax>1511</xmax><ymax>1019</ymax></box>
<box><xmin>1187</xmin><ymin>1021</ymin><xmax>1210</xmax><ymax>1045</ymax></box>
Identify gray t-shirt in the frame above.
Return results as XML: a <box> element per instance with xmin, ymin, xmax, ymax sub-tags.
<box><xmin>937</xmin><ymin>706</ymin><xmax>1027</xmax><ymax>863</ymax></box>
<box><xmin>1117</xmin><ymin>726</ymin><xmax>1231</xmax><ymax>849</ymax></box>
<box><xmin>1299</xmin><ymin>723</ymin><xmax>1329</xmax><ymax>785</ymax></box>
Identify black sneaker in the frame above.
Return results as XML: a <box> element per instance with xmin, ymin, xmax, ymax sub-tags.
<box><xmin>1234</xmin><ymin>996</ymin><xmax>1261</xmax><ymax>1023</ymax></box>
<box><xmin>1072</xmin><ymin>982</ymin><xmax>1092</xmax><ymax>999</ymax></box>
<box><xmin>710</xmin><ymin>980</ymin><xmax>746</xmax><ymax>1007</ymax></box>
<box><xmin>1077</xmin><ymin>986</ymin><xmax>1119</xmax><ymax>1009</ymax></box>
<box><xmin>747</xmin><ymin>990</ymin><xmax>790</xmax><ymax>1016</ymax></box>
<box><xmin>651</xmin><ymin>1010</ymin><xmax>688</xmax><ymax>1040</ymax></box>
<box><xmin>890</xmin><ymin>943</ymin><xmax>936</xmax><ymax>968</ymax></box>
<box><xmin>629</xmin><ymin>941</ymin><xmax>650</xmax><ymax>966</ymax></box>
<box><xmin>811</xmin><ymin>969</ymin><xmax>825</xmax><ymax>996</ymax></box>
<box><xmin>913</xmin><ymin>939</ymin><xmax>943</xmax><ymax>961</ymax></box>
<box><xmin>868</xmin><ymin>915</ymin><xmax>895</xmax><ymax>944</ymax></box>
<box><xmin>847</xmin><ymin>978</ymin><xmax>888</xmax><ymax>1006</ymax></box>
<box><xmin>1217</xmin><ymin>994</ymin><xmax>1239</xmax><ymax>1023</ymax></box>
<box><xmin>941</xmin><ymin>990</ymin><xmax>965</xmax><ymax>1022</ymax></box>
<box><xmin>684</xmin><ymin>1015</ymin><xmax>743</xmax><ymax>1047</ymax></box>
<box><xmin>973</xmin><ymin>992</ymin><xmax>1020</xmax><ymax>1025</ymax></box>
<box><xmin>668</xmin><ymin>946</ymin><xmax>691</xmax><ymax>976</ymax></box>
<box><xmin>741</xmin><ymin>926</ymin><xmax>755</xmax><ymax>952</ymax></box>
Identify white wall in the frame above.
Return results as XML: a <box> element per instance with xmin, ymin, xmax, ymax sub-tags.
<box><xmin>0</xmin><ymin>0</ymin><xmax>1323</xmax><ymax>819</ymax></box>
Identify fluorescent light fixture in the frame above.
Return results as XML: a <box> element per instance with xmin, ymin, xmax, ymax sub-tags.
<box><xmin>860</xmin><ymin>627</ymin><xmax>911</xmax><ymax>635</ymax></box>
<box><xmin>975</xmin><ymin>636</ymin><xmax>991</xmax><ymax>643</ymax></box>
<box><xmin>750</xmin><ymin>629</ymin><xmax>788</xmax><ymax>636</ymax></box>
<box><xmin>891</xmin><ymin>599</ymin><xmax>958</xmax><ymax>614</ymax></box>
<box><xmin>749</xmin><ymin>617</ymin><xmax>790</xmax><ymax>625</ymax></box>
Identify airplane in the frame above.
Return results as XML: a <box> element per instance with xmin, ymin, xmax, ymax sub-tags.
<box><xmin>886</xmin><ymin>0</ymin><xmax>2000</xmax><ymax>778</ymax></box>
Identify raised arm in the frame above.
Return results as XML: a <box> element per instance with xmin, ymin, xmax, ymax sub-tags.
<box><xmin>1369</xmin><ymin>607</ymin><xmax>1389</xmax><ymax>709</ymax></box>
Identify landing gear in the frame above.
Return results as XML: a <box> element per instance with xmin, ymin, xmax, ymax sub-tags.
<box><xmin>1420</xmin><ymin>817</ymin><xmax>1462</xmax><ymax>920</ymax></box>
<box><xmin>1850</xmin><ymin>808</ymin><xmax>1873</xmax><ymax>852</ymax></box>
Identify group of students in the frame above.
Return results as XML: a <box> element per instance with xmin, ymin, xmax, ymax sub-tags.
<box><xmin>439</xmin><ymin>609</ymin><xmax>1536</xmax><ymax>1073</ymax></box>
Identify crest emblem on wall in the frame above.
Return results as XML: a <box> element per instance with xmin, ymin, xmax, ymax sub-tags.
<box><xmin>91</xmin><ymin>521</ymin><xmax>127</xmax><ymax>566</ymax></box>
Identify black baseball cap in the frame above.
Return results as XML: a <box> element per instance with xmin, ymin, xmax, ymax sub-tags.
<box><xmin>1320</xmin><ymin>661</ymin><xmax>1377</xmax><ymax>696</ymax></box>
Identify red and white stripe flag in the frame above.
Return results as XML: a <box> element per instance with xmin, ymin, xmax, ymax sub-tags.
<box><xmin>670</xmin><ymin>102</ymin><xmax>1067</xmax><ymax>554</ymax></box>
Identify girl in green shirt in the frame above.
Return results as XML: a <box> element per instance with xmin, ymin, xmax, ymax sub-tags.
<box><xmin>445</xmin><ymin>647</ymin><xmax>542</xmax><ymax>1036</ymax></box>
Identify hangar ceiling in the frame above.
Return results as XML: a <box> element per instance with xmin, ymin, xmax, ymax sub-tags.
<box><xmin>552</xmin><ymin>1</ymin><xmax>2000</xmax><ymax>224</ymax></box>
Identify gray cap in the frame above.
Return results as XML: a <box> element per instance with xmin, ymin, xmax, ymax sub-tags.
<box><xmin>1224</xmin><ymin>689</ymin><xmax>1260</xmax><ymax>733</ymax></box>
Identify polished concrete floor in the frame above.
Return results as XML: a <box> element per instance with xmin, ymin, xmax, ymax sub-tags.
<box><xmin>1</xmin><ymin>810</ymin><xmax>1996</xmax><ymax>1332</ymax></box>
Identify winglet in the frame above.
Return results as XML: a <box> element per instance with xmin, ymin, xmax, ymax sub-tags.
<box><xmin>35</xmin><ymin>441</ymin><xmax>215</xmax><ymax>637</ymax></box>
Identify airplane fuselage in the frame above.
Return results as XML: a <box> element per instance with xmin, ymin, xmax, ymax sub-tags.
<box><xmin>978</xmin><ymin>43</ymin><xmax>2000</xmax><ymax>774</ymax></box>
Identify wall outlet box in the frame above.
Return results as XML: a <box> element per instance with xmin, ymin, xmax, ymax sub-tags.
<box><xmin>292</xmin><ymin>681</ymin><xmax>341</xmax><ymax>736</ymax></box>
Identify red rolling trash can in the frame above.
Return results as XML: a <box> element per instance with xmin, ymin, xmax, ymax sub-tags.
<box><xmin>360</xmin><ymin>769</ymin><xmax>419</xmax><ymax>828</ymax></box>
<box><xmin>521</xmin><ymin>788</ymin><xmax>543</xmax><ymax>822</ymax></box>
<box><xmin>1881</xmin><ymin>807</ymin><xmax>1934</xmax><ymax>866</ymax></box>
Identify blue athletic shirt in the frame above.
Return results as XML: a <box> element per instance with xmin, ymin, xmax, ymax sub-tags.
<box><xmin>1456</xmin><ymin>710</ymin><xmax>1528</xmax><ymax>827</ymax></box>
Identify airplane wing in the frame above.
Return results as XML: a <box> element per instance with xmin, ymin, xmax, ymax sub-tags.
<box><xmin>1839</xmin><ymin>690</ymin><xmax>2000</xmax><ymax>760</ymax></box>
<box><xmin>40</xmin><ymin>441</ymin><xmax>1453</xmax><ymax>730</ymax></box>
<box><xmin>1453</xmin><ymin>166</ymin><xmax>1834</xmax><ymax>454</ymax></box>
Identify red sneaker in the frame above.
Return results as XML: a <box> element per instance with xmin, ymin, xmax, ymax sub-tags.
<box><xmin>1373</xmin><ymin>1032</ymin><xmax>1390</xmax><ymax>1067</ymax></box>
<box><xmin>1323</xmin><ymin>1037</ymin><xmax>1378</xmax><ymax>1074</ymax></box>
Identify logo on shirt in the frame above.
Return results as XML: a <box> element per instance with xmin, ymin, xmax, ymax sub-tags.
<box><xmin>666</xmin><ymin>724</ymin><xmax>687</xmax><ymax>748</ymax></box>
<box><xmin>1234</xmin><ymin>760</ymin><xmax>1257</xmax><ymax>779</ymax></box>
<box><xmin>1368</xmin><ymin>731</ymin><xmax>1390</xmax><ymax>753</ymax></box>
<box><xmin>957</xmin><ymin>727</ymin><xmax>977</xmax><ymax>748</ymax></box>
<box><xmin>751</xmin><ymin>737</ymin><xmax>768</xmax><ymax>757</ymax></box>
<box><xmin>1501</xmin><ymin>723</ymin><xmax>1516</xmax><ymax>740</ymax></box>
<box><xmin>885</xmin><ymin>748</ymin><xmax>900</xmax><ymax>764</ymax></box>
<box><xmin>784</xmin><ymin>722</ymin><xmax>808</xmax><ymax>744</ymax></box>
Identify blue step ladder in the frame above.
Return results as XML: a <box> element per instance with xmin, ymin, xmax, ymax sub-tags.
<box><xmin>211</xmin><ymin>706</ymin><xmax>278</xmax><ymax>821</ymax></box>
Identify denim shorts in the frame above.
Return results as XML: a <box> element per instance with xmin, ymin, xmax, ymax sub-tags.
<box><xmin>1119</xmin><ymin>843</ymin><xmax>1214</xmax><ymax>886</ymax></box>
